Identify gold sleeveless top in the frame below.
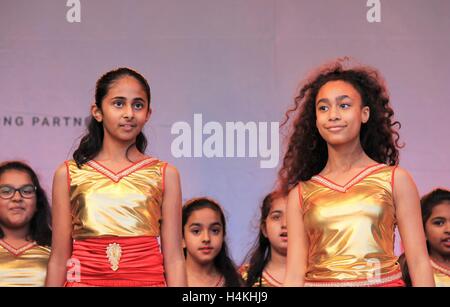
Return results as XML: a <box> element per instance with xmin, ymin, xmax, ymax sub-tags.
<box><xmin>0</xmin><ymin>240</ymin><xmax>51</xmax><ymax>287</ymax></box>
<box><xmin>430</xmin><ymin>259</ymin><xmax>450</xmax><ymax>287</ymax></box>
<box><xmin>239</xmin><ymin>264</ymin><xmax>283</xmax><ymax>287</ymax></box>
<box><xmin>300</xmin><ymin>164</ymin><xmax>402</xmax><ymax>285</ymax></box>
<box><xmin>66</xmin><ymin>158</ymin><xmax>167</xmax><ymax>239</ymax></box>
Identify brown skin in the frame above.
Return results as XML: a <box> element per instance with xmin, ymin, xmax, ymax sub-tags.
<box><xmin>425</xmin><ymin>202</ymin><xmax>450</xmax><ymax>266</ymax></box>
<box><xmin>183</xmin><ymin>208</ymin><xmax>224</xmax><ymax>287</ymax></box>
<box><xmin>46</xmin><ymin>76</ymin><xmax>186</xmax><ymax>286</ymax></box>
<box><xmin>261</xmin><ymin>197</ymin><xmax>287</xmax><ymax>284</ymax></box>
<box><xmin>284</xmin><ymin>80</ymin><xmax>434</xmax><ymax>286</ymax></box>
<box><xmin>0</xmin><ymin>170</ymin><xmax>37</xmax><ymax>247</ymax></box>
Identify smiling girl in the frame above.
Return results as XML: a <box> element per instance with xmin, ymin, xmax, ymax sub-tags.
<box><xmin>280</xmin><ymin>58</ymin><xmax>434</xmax><ymax>287</ymax></box>
<box><xmin>0</xmin><ymin>161</ymin><xmax>52</xmax><ymax>286</ymax></box>
<box><xmin>45</xmin><ymin>67</ymin><xmax>186</xmax><ymax>287</ymax></box>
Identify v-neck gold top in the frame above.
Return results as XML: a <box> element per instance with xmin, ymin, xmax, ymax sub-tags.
<box><xmin>431</xmin><ymin>259</ymin><xmax>450</xmax><ymax>287</ymax></box>
<box><xmin>300</xmin><ymin>164</ymin><xmax>402</xmax><ymax>285</ymax></box>
<box><xmin>66</xmin><ymin>158</ymin><xmax>167</xmax><ymax>239</ymax></box>
<box><xmin>0</xmin><ymin>240</ymin><xmax>51</xmax><ymax>287</ymax></box>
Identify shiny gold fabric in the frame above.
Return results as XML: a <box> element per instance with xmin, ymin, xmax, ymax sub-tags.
<box><xmin>0</xmin><ymin>242</ymin><xmax>50</xmax><ymax>287</ymax></box>
<box><xmin>431</xmin><ymin>260</ymin><xmax>450</xmax><ymax>287</ymax></box>
<box><xmin>301</xmin><ymin>164</ymin><xmax>400</xmax><ymax>282</ymax></box>
<box><xmin>66</xmin><ymin>158</ymin><xmax>166</xmax><ymax>239</ymax></box>
<box><xmin>239</xmin><ymin>264</ymin><xmax>282</xmax><ymax>287</ymax></box>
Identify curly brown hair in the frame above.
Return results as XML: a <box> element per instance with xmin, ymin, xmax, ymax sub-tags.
<box><xmin>278</xmin><ymin>58</ymin><xmax>402</xmax><ymax>194</ymax></box>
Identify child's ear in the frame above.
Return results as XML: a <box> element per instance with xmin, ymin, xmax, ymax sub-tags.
<box><xmin>182</xmin><ymin>238</ymin><xmax>186</xmax><ymax>249</ymax></box>
<box><xmin>145</xmin><ymin>107</ymin><xmax>152</xmax><ymax>122</ymax></box>
<box><xmin>91</xmin><ymin>103</ymin><xmax>103</xmax><ymax>123</ymax></box>
<box><xmin>362</xmin><ymin>105</ymin><xmax>370</xmax><ymax>124</ymax></box>
<box><xmin>260</xmin><ymin>223</ymin><xmax>268</xmax><ymax>238</ymax></box>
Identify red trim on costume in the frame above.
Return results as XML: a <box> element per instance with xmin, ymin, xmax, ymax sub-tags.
<box><xmin>87</xmin><ymin>157</ymin><xmax>158</xmax><ymax>183</ymax></box>
<box><xmin>0</xmin><ymin>239</ymin><xmax>37</xmax><ymax>257</ymax></box>
<box><xmin>262</xmin><ymin>270</ymin><xmax>283</xmax><ymax>287</ymax></box>
<box><xmin>65</xmin><ymin>160</ymin><xmax>71</xmax><ymax>195</ymax></box>
<box><xmin>311</xmin><ymin>164</ymin><xmax>386</xmax><ymax>193</ymax></box>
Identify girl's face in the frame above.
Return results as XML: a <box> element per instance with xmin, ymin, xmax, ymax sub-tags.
<box><xmin>0</xmin><ymin>170</ymin><xmax>37</xmax><ymax>232</ymax></box>
<box><xmin>92</xmin><ymin>76</ymin><xmax>151</xmax><ymax>144</ymax></box>
<box><xmin>262</xmin><ymin>197</ymin><xmax>288</xmax><ymax>255</ymax></box>
<box><xmin>315</xmin><ymin>80</ymin><xmax>370</xmax><ymax>146</ymax></box>
<box><xmin>183</xmin><ymin>207</ymin><xmax>224</xmax><ymax>265</ymax></box>
<box><xmin>425</xmin><ymin>202</ymin><xmax>450</xmax><ymax>258</ymax></box>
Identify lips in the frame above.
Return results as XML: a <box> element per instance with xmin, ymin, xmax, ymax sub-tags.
<box><xmin>119</xmin><ymin>123</ymin><xmax>137</xmax><ymax>131</ymax></box>
<box><xmin>442</xmin><ymin>237</ymin><xmax>450</xmax><ymax>247</ymax></box>
<box><xmin>199</xmin><ymin>246</ymin><xmax>214</xmax><ymax>254</ymax></box>
<box><xmin>326</xmin><ymin>125</ymin><xmax>346</xmax><ymax>132</ymax></box>
<box><xmin>9</xmin><ymin>207</ymin><xmax>25</xmax><ymax>213</ymax></box>
<box><xmin>280</xmin><ymin>232</ymin><xmax>288</xmax><ymax>241</ymax></box>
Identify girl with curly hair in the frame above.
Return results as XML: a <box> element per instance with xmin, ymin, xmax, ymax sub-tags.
<box><xmin>280</xmin><ymin>58</ymin><xmax>434</xmax><ymax>287</ymax></box>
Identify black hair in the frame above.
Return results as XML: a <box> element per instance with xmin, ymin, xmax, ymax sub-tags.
<box><xmin>182</xmin><ymin>197</ymin><xmax>243</xmax><ymax>287</ymax></box>
<box><xmin>0</xmin><ymin>161</ymin><xmax>52</xmax><ymax>246</ymax></box>
<box><xmin>73</xmin><ymin>67</ymin><xmax>150</xmax><ymax>167</ymax></box>
<box><xmin>242</xmin><ymin>191</ymin><xmax>283</xmax><ymax>286</ymax></box>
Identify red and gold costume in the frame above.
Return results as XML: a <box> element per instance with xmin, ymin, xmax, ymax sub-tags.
<box><xmin>64</xmin><ymin>158</ymin><xmax>167</xmax><ymax>287</ymax></box>
<box><xmin>300</xmin><ymin>164</ymin><xmax>404</xmax><ymax>287</ymax></box>
<box><xmin>239</xmin><ymin>264</ymin><xmax>282</xmax><ymax>287</ymax></box>
<box><xmin>430</xmin><ymin>258</ymin><xmax>450</xmax><ymax>287</ymax></box>
<box><xmin>0</xmin><ymin>240</ymin><xmax>50</xmax><ymax>287</ymax></box>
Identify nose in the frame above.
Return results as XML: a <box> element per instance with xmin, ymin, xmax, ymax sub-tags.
<box><xmin>202</xmin><ymin>231</ymin><xmax>211</xmax><ymax>243</ymax></box>
<box><xmin>281</xmin><ymin>215</ymin><xmax>287</xmax><ymax>229</ymax></box>
<box><xmin>329</xmin><ymin>105</ymin><xmax>341</xmax><ymax>121</ymax></box>
<box><xmin>123</xmin><ymin>104</ymin><xmax>134</xmax><ymax>119</ymax></box>
<box><xmin>11</xmin><ymin>190</ymin><xmax>23</xmax><ymax>201</ymax></box>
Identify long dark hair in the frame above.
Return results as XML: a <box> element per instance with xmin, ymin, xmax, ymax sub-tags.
<box><xmin>73</xmin><ymin>67</ymin><xmax>151</xmax><ymax>167</ymax></box>
<box><xmin>242</xmin><ymin>192</ymin><xmax>281</xmax><ymax>286</ymax></box>
<box><xmin>0</xmin><ymin>161</ymin><xmax>52</xmax><ymax>246</ymax></box>
<box><xmin>182</xmin><ymin>197</ymin><xmax>243</xmax><ymax>287</ymax></box>
<box><xmin>278</xmin><ymin>58</ymin><xmax>402</xmax><ymax>194</ymax></box>
<box><xmin>399</xmin><ymin>188</ymin><xmax>450</xmax><ymax>287</ymax></box>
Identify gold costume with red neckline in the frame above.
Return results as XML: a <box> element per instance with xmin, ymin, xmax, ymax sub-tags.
<box><xmin>239</xmin><ymin>264</ymin><xmax>282</xmax><ymax>287</ymax></box>
<box><xmin>0</xmin><ymin>240</ymin><xmax>50</xmax><ymax>287</ymax></box>
<box><xmin>430</xmin><ymin>258</ymin><xmax>450</xmax><ymax>287</ymax></box>
<box><xmin>65</xmin><ymin>158</ymin><xmax>167</xmax><ymax>286</ymax></box>
<box><xmin>300</xmin><ymin>164</ymin><xmax>404</xmax><ymax>287</ymax></box>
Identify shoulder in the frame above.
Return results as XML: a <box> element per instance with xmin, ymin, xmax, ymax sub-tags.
<box><xmin>163</xmin><ymin>163</ymin><xmax>180</xmax><ymax>179</ymax></box>
<box><xmin>54</xmin><ymin>161</ymin><xmax>70</xmax><ymax>180</ymax></box>
<box><xmin>392</xmin><ymin>165</ymin><xmax>416</xmax><ymax>189</ymax></box>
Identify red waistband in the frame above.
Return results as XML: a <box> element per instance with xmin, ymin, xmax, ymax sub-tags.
<box><xmin>66</xmin><ymin>236</ymin><xmax>166</xmax><ymax>286</ymax></box>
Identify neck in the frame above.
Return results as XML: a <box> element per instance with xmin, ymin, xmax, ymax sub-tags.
<box><xmin>97</xmin><ymin>134</ymin><xmax>140</xmax><ymax>162</ymax></box>
<box><xmin>266</xmin><ymin>247</ymin><xmax>287</xmax><ymax>269</ymax></box>
<box><xmin>1</xmin><ymin>226</ymin><xmax>30</xmax><ymax>243</ymax></box>
<box><xmin>430</xmin><ymin>250</ymin><xmax>450</xmax><ymax>265</ymax></box>
<box><xmin>186</xmin><ymin>255</ymin><xmax>218</xmax><ymax>277</ymax></box>
<box><xmin>325</xmin><ymin>140</ymin><xmax>370</xmax><ymax>173</ymax></box>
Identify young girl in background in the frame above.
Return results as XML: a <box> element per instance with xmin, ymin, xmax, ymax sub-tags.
<box><xmin>0</xmin><ymin>161</ymin><xmax>52</xmax><ymax>286</ymax></box>
<box><xmin>279</xmin><ymin>58</ymin><xmax>434</xmax><ymax>286</ymax></box>
<box><xmin>183</xmin><ymin>197</ymin><xmax>242</xmax><ymax>287</ymax></box>
<box><xmin>400</xmin><ymin>188</ymin><xmax>450</xmax><ymax>287</ymax></box>
<box><xmin>46</xmin><ymin>67</ymin><xmax>186</xmax><ymax>286</ymax></box>
<box><xmin>240</xmin><ymin>192</ymin><xmax>287</xmax><ymax>287</ymax></box>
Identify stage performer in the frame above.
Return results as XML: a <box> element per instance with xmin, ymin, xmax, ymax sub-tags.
<box><xmin>182</xmin><ymin>197</ymin><xmax>242</xmax><ymax>287</ymax></box>
<box><xmin>0</xmin><ymin>161</ymin><xmax>52</xmax><ymax>286</ymax></box>
<box><xmin>46</xmin><ymin>67</ymin><xmax>186</xmax><ymax>286</ymax></box>
<box><xmin>240</xmin><ymin>192</ymin><xmax>287</xmax><ymax>287</ymax></box>
<box><xmin>280</xmin><ymin>58</ymin><xmax>434</xmax><ymax>287</ymax></box>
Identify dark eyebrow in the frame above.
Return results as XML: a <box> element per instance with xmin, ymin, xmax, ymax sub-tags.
<box><xmin>317</xmin><ymin>95</ymin><xmax>351</xmax><ymax>105</ymax></box>
<box><xmin>431</xmin><ymin>216</ymin><xmax>445</xmax><ymax>221</ymax></box>
<box><xmin>189</xmin><ymin>223</ymin><xmax>202</xmax><ymax>228</ymax></box>
<box><xmin>210</xmin><ymin>222</ymin><xmax>223</xmax><ymax>227</ymax></box>
<box><xmin>270</xmin><ymin>210</ymin><xmax>283</xmax><ymax>215</ymax></box>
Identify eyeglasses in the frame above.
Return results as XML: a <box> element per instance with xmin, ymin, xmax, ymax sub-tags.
<box><xmin>0</xmin><ymin>184</ymin><xmax>37</xmax><ymax>199</ymax></box>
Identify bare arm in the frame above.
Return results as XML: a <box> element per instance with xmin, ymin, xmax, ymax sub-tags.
<box><xmin>284</xmin><ymin>184</ymin><xmax>308</xmax><ymax>286</ymax></box>
<box><xmin>45</xmin><ymin>163</ymin><xmax>73</xmax><ymax>286</ymax></box>
<box><xmin>394</xmin><ymin>167</ymin><xmax>435</xmax><ymax>286</ymax></box>
<box><xmin>160</xmin><ymin>164</ymin><xmax>187</xmax><ymax>286</ymax></box>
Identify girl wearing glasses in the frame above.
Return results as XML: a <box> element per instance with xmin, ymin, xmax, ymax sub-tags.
<box><xmin>0</xmin><ymin>161</ymin><xmax>52</xmax><ymax>286</ymax></box>
<box><xmin>46</xmin><ymin>67</ymin><xmax>186</xmax><ymax>287</ymax></box>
